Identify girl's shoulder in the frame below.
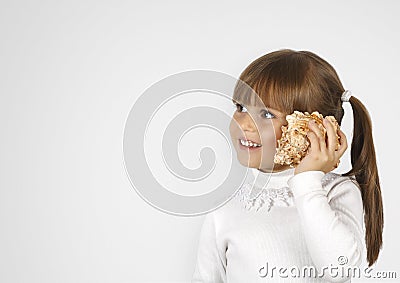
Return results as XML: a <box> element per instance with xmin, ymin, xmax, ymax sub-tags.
<box><xmin>322</xmin><ymin>171</ymin><xmax>361</xmax><ymax>198</ymax></box>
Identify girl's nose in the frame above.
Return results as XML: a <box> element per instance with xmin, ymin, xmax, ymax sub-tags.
<box><xmin>238</xmin><ymin>112</ymin><xmax>258</xmax><ymax>132</ymax></box>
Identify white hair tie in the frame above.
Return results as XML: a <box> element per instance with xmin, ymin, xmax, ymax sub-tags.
<box><xmin>341</xmin><ymin>90</ymin><xmax>353</xmax><ymax>102</ymax></box>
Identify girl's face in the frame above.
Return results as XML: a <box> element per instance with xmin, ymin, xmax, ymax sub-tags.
<box><xmin>229</xmin><ymin>99</ymin><xmax>292</xmax><ymax>172</ymax></box>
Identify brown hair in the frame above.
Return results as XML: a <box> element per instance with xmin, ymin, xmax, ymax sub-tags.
<box><xmin>233</xmin><ymin>49</ymin><xmax>383</xmax><ymax>267</ymax></box>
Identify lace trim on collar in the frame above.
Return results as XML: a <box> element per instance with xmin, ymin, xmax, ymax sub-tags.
<box><xmin>235</xmin><ymin>184</ymin><xmax>293</xmax><ymax>212</ymax></box>
<box><xmin>235</xmin><ymin>172</ymin><xmax>347</xmax><ymax>212</ymax></box>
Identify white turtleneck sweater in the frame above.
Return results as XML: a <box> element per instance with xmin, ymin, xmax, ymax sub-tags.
<box><xmin>191</xmin><ymin>168</ymin><xmax>367</xmax><ymax>283</ymax></box>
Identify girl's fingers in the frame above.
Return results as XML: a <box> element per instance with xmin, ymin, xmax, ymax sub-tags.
<box><xmin>307</xmin><ymin>123</ymin><xmax>320</xmax><ymax>153</ymax></box>
<box><xmin>335</xmin><ymin>128</ymin><xmax>348</xmax><ymax>157</ymax></box>
<box><xmin>308</xmin><ymin>120</ymin><xmax>323</xmax><ymax>152</ymax></box>
<box><xmin>323</xmin><ymin>118</ymin><xmax>337</xmax><ymax>152</ymax></box>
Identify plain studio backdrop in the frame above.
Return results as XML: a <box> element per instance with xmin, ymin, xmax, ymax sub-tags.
<box><xmin>0</xmin><ymin>0</ymin><xmax>399</xmax><ymax>282</ymax></box>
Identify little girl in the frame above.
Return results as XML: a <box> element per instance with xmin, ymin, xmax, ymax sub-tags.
<box><xmin>191</xmin><ymin>49</ymin><xmax>383</xmax><ymax>282</ymax></box>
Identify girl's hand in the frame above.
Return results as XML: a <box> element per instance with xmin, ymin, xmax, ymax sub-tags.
<box><xmin>293</xmin><ymin>118</ymin><xmax>348</xmax><ymax>175</ymax></box>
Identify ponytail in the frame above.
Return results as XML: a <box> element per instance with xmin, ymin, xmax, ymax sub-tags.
<box><xmin>342</xmin><ymin>96</ymin><xmax>384</xmax><ymax>267</ymax></box>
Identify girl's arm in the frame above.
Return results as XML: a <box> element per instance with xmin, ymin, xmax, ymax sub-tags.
<box><xmin>191</xmin><ymin>212</ymin><xmax>227</xmax><ymax>283</ymax></box>
<box><xmin>288</xmin><ymin>170</ymin><xmax>365</xmax><ymax>283</ymax></box>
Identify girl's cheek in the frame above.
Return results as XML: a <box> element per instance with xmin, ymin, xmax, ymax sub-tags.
<box><xmin>261</xmin><ymin>124</ymin><xmax>284</xmax><ymax>148</ymax></box>
<box><xmin>229</xmin><ymin>119</ymin><xmax>239</xmax><ymax>139</ymax></box>
<box><xmin>262</xmin><ymin>129</ymin><xmax>278</xmax><ymax>147</ymax></box>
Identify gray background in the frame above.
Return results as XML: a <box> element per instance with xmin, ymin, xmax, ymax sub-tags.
<box><xmin>1</xmin><ymin>0</ymin><xmax>399</xmax><ymax>282</ymax></box>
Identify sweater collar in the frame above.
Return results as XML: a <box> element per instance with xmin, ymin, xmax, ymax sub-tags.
<box><xmin>249</xmin><ymin>167</ymin><xmax>296</xmax><ymax>191</ymax></box>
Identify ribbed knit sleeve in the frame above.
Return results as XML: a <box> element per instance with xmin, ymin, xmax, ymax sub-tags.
<box><xmin>191</xmin><ymin>212</ymin><xmax>227</xmax><ymax>283</ymax></box>
<box><xmin>287</xmin><ymin>171</ymin><xmax>365</xmax><ymax>283</ymax></box>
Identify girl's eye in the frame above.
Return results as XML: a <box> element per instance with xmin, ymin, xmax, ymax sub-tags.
<box><xmin>234</xmin><ymin>102</ymin><xmax>248</xmax><ymax>113</ymax></box>
<box><xmin>262</xmin><ymin>110</ymin><xmax>275</xmax><ymax>119</ymax></box>
<box><xmin>233</xmin><ymin>102</ymin><xmax>275</xmax><ymax>119</ymax></box>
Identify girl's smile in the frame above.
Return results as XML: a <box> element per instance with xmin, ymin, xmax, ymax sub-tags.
<box><xmin>238</xmin><ymin>137</ymin><xmax>262</xmax><ymax>149</ymax></box>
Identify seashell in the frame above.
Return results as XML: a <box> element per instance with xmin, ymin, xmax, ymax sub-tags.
<box><xmin>273</xmin><ymin>111</ymin><xmax>341</xmax><ymax>166</ymax></box>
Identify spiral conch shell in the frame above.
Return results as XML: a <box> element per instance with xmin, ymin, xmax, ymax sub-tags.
<box><xmin>273</xmin><ymin>111</ymin><xmax>341</xmax><ymax>167</ymax></box>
